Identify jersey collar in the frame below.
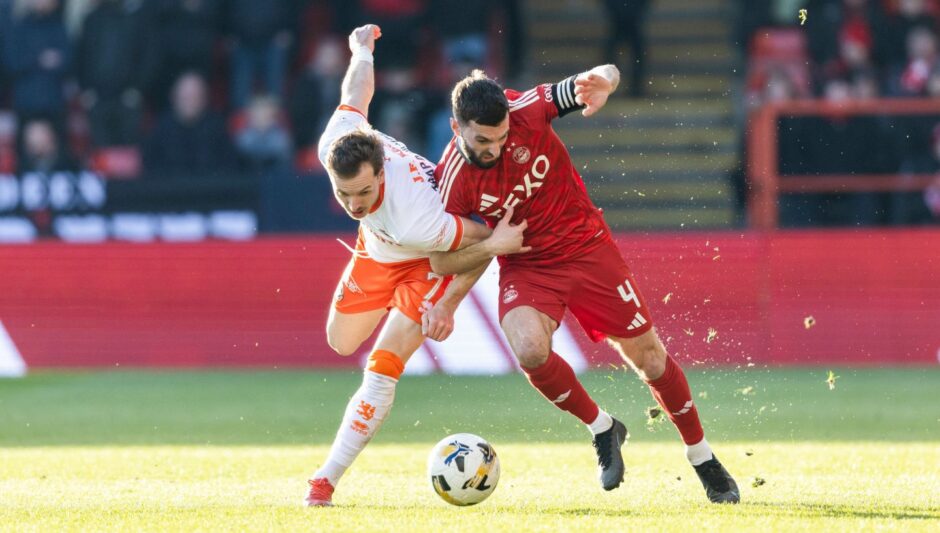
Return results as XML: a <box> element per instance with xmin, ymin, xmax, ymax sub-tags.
<box><xmin>368</xmin><ymin>182</ymin><xmax>385</xmax><ymax>214</ymax></box>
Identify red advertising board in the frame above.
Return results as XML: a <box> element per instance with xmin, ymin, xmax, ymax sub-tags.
<box><xmin>0</xmin><ymin>229</ymin><xmax>937</xmax><ymax>370</ymax></box>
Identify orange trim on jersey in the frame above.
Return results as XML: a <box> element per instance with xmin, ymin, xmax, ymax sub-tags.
<box><xmin>367</xmin><ymin>349</ymin><xmax>404</xmax><ymax>379</ymax></box>
<box><xmin>337</xmin><ymin>104</ymin><xmax>367</xmax><ymax>118</ymax></box>
<box><xmin>368</xmin><ymin>182</ymin><xmax>385</xmax><ymax>214</ymax></box>
<box><xmin>448</xmin><ymin>215</ymin><xmax>464</xmax><ymax>251</ymax></box>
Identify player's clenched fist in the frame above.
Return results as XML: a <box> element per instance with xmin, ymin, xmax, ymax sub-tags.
<box><xmin>484</xmin><ymin>205</ymin><xmax>532</xmax><ymax>257</ymax></box>
<box><xmin>349</xmin><ymin>24</ymin><xmax>381</xmax><ymax>53</ymax></box>
<box><xmin>421</xmin><ymin>300</ymin><xmax>455</xmax><ymax>342</ymax></box>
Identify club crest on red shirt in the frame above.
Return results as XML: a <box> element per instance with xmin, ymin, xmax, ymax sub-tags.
<box><xmin>512</xmin><ymin>146</ymin><xmax>531</xmax><ymax>165</ymax></box>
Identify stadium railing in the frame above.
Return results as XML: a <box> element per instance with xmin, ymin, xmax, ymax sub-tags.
<box><xmin>747</xmin><ymin>98</ymin><xmax>940</xmax><ymax>229</ymax></box>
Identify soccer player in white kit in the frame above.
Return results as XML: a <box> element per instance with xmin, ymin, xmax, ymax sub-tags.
<box><xmin>305</xmin><ymin>24</ymin><xmax>528</xmax><ymax>507</ymax></box>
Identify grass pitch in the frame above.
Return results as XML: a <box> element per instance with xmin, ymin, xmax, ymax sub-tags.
<box><xmin>1</xmin><ymin>368</ymin><xmax>939</xmax><ymax>531</ymax></box>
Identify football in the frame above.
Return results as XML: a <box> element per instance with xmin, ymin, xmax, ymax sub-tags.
<box><xmin>427</xmin><ymin>433</ymin><xmax>500</xmax><ymax>506</ymax></box>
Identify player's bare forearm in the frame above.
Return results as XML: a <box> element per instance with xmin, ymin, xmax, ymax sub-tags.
<box><xmin>340</xmin><ymin>25</ymin><xmax>381</xmax><ymax>114</ymax></box>
<box><xmin>457</xmin><ymin>217</ymin><xmax>492</xmax><ymax>247</ymax></box>
<box><xmin>421</xmin><ymin>262</ymin><xmax>487</xmax><ymax>341</ymax></box>
<box><xmin>438</xmin><ymin>263</ymin><xmax>488</xmax><ymax>310</ymax></box>
<box><xmin>430</xmin><ymin>240</ymin><xmax>496</xmax><ymax>276</ymax></box>
<box><xmin>339</xmin><ymin>57</ymin><xmax>374</xmax><ymax>113</ymax></box>
<box><xmin>430</xmin><ymin>206</ymin><xmax>530</xmax><ymax>276</ymax></box>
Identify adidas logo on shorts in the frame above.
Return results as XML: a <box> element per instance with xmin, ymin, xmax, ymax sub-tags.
<box><xmin>627</xmin><ymin>311</ymin><xmax>647</xmax><ymax>331</ymax></box>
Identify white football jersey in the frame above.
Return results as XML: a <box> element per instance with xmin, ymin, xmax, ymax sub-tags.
<box><xmin>318</xmin><ymin>106</ymin><xmax>463</xmax><ymax>263</ymax></box>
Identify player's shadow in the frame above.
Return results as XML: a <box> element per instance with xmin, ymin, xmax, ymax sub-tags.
<box><xmin>516</xmin><ymin>507</ymin><xmax>640</xmax><ymax>518</ymax></box>
<box><xmin>503</xmin><ymin>502</ymin><xmax>939</xmax><ymax>521</ymax></box>
<box><xmin>745</xmin><ymin>501</ymin><xmax>939</xmax><ymax>521</ymax></box>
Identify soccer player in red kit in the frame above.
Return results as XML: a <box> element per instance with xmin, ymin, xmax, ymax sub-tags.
<box><xmin>422</xmin><ymin>68</ymin><xmax>740</xmax><ymax>503</ymax></box>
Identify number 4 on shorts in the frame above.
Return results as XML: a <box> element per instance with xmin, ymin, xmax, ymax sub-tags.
<box><xmin>616</xmin><ymin>279</ymin><xmax>641</xmax><ymax>308</ymax></box>
<box><xmin>617</xmin><ymin>279</ymin><xmax>647</xmax><ymax>331</ymax></box>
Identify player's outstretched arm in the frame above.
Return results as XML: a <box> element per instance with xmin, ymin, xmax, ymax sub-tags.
<box><xmin>421</xmin><ymin>263</ymin><xmax>488</xmax><ymax>342</ymax></box>
<box><xmin>573</xmin><ymin>64</ymin><xmax>619</xmax><ymax>117</ymax></box>
<box><xmin>429</xmin><ymin>206</ymin><xmax>530</xmax><ymax>276</ymax></box>
<box><xmin>339</xmin><ymin>24</ymin><xmax>382</xmax><ymax>115</ymax></box>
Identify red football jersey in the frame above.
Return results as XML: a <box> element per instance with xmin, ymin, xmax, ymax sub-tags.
<box><xmin>435</xmin><ymin>83</ymin><xmax>611</xmax><ymax>266</ymax></box>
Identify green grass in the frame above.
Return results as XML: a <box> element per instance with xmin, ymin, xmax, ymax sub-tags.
<box><xmin>1</xmin><ymin>368</ymin><xmax>939</xmax><ymax>531</ymax></box>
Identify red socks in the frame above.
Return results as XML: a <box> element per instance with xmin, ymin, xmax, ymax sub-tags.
<box><xmin>522</xmin><ymin>352</ymin><xmax>600</xmax><ymax>425</ymax></box>
<box><xmin>523</xmin><ymin>351</ymin><xmax>705</xmax><ymax>446</ymax></box>
<box><xmin>646</xmin><ymin>355</ymin><xmax>704</xmax><ymax>445</ymax></box>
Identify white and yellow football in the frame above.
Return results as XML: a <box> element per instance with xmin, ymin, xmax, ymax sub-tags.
<box><xmin>427</xmin><ymin>433</ymin><xmax>500</xmax><ymax>506</ymax></box>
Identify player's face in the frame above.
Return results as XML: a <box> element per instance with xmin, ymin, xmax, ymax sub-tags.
<box><xmin>332</xmin><ymin>163</ymin><xmax>385</xmax><ymax>220</ymax></box>
<box><xmin>452</xmin><ymin>116</ymin><xmax>510</xmax><ymax>169</ymax></box>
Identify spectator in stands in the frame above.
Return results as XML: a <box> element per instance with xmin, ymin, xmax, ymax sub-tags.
<box><xmin>924</xmin><ymin>174</ymin><xmax>940</xmax><ymax>220</ymax></box>
<box><xmin>225</xmin><ymin>0</ymin><xmax>298</xmax><ymax>109</ymax></box>
<box><xmin>427</xmin><ymin>61</ymin><xmax>474</xmax><ymax>158</ymax></box>
<box><xmin>808</xmin><ymin>0</ymin><xmax>881</xmax><ymax>67</ymax></box>
<box><xmin>601</xmin><ymin>0</ymin><xmax>651</xmax><ymax>97</ymax></box>
<box><xmin>146</xmin><ymin>0</ymin><xmax>222</xmax><ymax>109</ymax></box>
<box><xmin>235</xmin><ymin>94</ymin><xmax>292</xmax><ymax>173</ymax></box>
<box><xmin>879</xmin><ymin>0</ymin><xmax>937</xmax><ymax>69</ymax></box>
<box><xmin>356</xmin><ymin>0</ymin><xmax>432</xmax><ymax>152</ymax></box>
<box><xmin>851</xmin><ymin>67</ymin><xmax>881</xmax><ymax>98</ymax></box>
<box><xmin>891</xmin><ymin>62</ymin><xmax>940</xmax><ymax>195</ymax></box>
<box><xmin>888</xmin><ymin>25</ymin><xmax>939</xmax><ymax>96</ymax></box>
<box><xmin>817</xmin><ymin>11</ymin><xmax>877</xmax><ymax>92</ymax></box>
<box><xmin>502</xmin><ymin>0</ymin><xmax>525</xmax><ymax>81</ymax></box>
<box><xmin>0</xmin><ymin>0</ymin><xmax>12</xmax><ymax>98</ymax></box>
<box><xmin>77</xmin><ymin>0</ymin><xmax>150</xmax><ymax>147</ymax></box>
<box><xmin>143</xmin><ymin>72</ymin><xmax>236</xmax><ymax>178</ymax></box>
<box><xmin>17</xmin><ymin>119</ymin><xmax>76</xmax><ymax>174</ymax></box>
<box><xmin>430</xmin><ymin>0</ymin><xmax>492</xmax><ymax>66</ymax></box>
<box><xmin>357</xmin><ymin>0</ymin><xmax>427</xmax><ymax>71</ymax></box>
<box><xmin>2</xmin><ymin>0</ymin><xmax>71</xmax><ymax>136</ymax></box>
<box><xmin>891</xmin><ymin>122</ymin><xmax>940</xmax><ymax>223</ymax></box>
<box><xmin>289</xmin><ymin>37</ymin><xmax>344</xmax><ymax>150</ymax></box>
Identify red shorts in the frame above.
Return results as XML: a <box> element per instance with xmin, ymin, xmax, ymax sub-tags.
<box><xmin>333</xmin><ymin>234</ymin><xmax>451</xmax><ymax>325</ymax></box>
<box><xmin>498</xmin><ymin>239</ymin><xmax>653</xmax><ymax>342</ymax></box>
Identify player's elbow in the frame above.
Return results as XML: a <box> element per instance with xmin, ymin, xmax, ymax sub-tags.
<box><xmin>429</xmin><ymin>253</ymin><xmax>454</xmax><ymax>276</ymax></box>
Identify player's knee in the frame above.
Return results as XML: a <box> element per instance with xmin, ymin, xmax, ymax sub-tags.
<box><xmin>511</xmin><ymin>335</ymin><xmax>550</xmax><ymax>368</ymax></box>
<box><xmin>637</xmin><ymin>344</ymin><xmax>667</xmax><ymax>381</ymax></box>
<box><xmin>326</xmin><ymin>331</ymin><xmax>360</xmax><ymax>357</ymax></box>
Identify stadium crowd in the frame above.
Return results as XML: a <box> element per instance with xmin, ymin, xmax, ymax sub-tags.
<box><xmin>0</xmin><ymin>0</ymin><xmax>522</xmax><ymax>180</ymax></box>
<box><xmin>737</xmin><ymin>0</ymin><xmax>940</xmax><ymax>225</ymax></box>
<box><xmin>1</xmin><ymin>0</ymin><xmax>936</xmax><ymax>229</ymax></box>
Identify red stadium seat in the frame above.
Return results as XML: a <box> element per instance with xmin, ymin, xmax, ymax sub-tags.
<box><xmin>296</xmin><ymin>145</ymin><xmax>324</xmax><ymax>173</ymax></box>
<box><xmin>0</xmin><ymin>144</ymin><xmax>15</xmax><ymax>174</ymax></box>
<box><xmin>88</xmin><ymin>147</ymin><xmax>142</xmax><ymax>179</ymax></box>
<box><xmin>750</xmin><ymin>28</ymin><xmax>808</xmax><ymax>62</ymax></box>
<box><xmin>746</xmin><ymin>27</ymin><xmax>812</xmax><ymax>99</ymax></box>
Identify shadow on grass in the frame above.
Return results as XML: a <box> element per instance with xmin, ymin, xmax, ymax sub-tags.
<box><xmin>528</xmin><ymin>502</ymin><xmax>940</xmax><ymax>521</ymax></box>
<box><xmin>744</xmin><ymin>501</ymin><xmax>940</xmax><ymax>521</ymax></box>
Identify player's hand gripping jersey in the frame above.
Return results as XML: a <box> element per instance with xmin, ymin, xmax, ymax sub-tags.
<box><xmin>319</xmin><ymin>106</ymin><xmax>464</xmax><ymax>263</ymax></box>
<box><xmin>436</xmin><ymin>82</ymin><xmax>610</xmax><ymax>265</ymax></box>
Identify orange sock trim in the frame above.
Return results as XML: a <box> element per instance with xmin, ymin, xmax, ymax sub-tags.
<box><xmin>367</xmin><ymin>350</ymin><xmax>404</xmax><ymax>380</ymax></box>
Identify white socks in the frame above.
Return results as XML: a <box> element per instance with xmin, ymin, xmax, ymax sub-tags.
<box><xmin>314</xmin><ymin>370</ymin><xmax>398</xmax><ymax>486</ymax></box>
<box><xmin>587</xmin><ymin>409</ymin><xmax>614</xmax><ymax>435</ymax></box>
<box><xmin>685</xmin><ymin>437</ymin><xmax>713</xmax><ymax>466</ymax></box>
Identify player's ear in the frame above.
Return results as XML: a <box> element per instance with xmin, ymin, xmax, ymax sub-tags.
<box><xmin>376</xmin><ymin>167</ymin><xmax>385</xmax><ymax>185</ymax></box>
<box><xmin>450</xmin><ymin>117</ymin><xmax>460</xmax><ymax>137</ymax></box>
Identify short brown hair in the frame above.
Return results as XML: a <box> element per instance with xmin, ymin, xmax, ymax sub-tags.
<box><xmin>452</xmin><ymin>69</ymin><xmax>509</xmax><ymax>126</ymax></box>
<box><xmin>326</xmin><ymin>130</ymin><xmax>385</xmax><ymax>179</ymax></box>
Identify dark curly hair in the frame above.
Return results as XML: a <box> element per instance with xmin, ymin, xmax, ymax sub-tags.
<box><xmin>451</xmin><ymin>70</ymin><xmax>509</xmax><ymax>126</ymax></box>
